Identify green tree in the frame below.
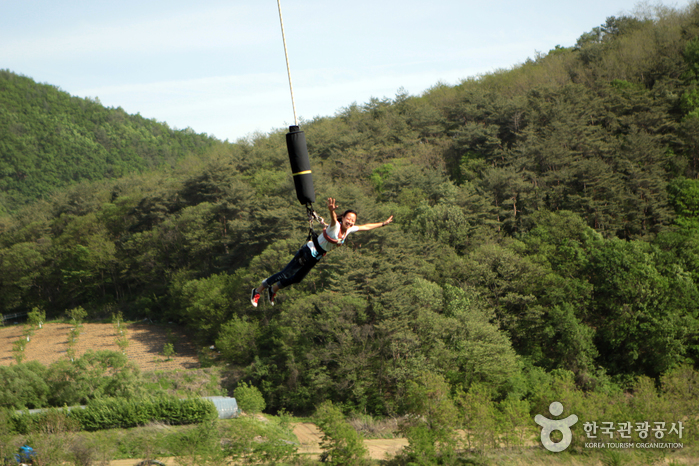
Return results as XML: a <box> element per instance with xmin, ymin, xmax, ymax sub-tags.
<box><xmin>215</xmin><ymin>316</ymin><xmax>258</xmax><ymax>365</ymax></box>
<box><xmin>168</xmin><ymin>272</ymin><xmax>239</xmax><ymax>342</ymax></box>
<box><xmin>0</xmin><ymin>361</ymin><xmax>49</xmax><ymax>409</ymax></box>
<box><xmin>161</xmin><ymin>342</ymin><xmax>175</xmax><ymax>360</ymax></box>
<box><xmin>12</xmin><ymin>339</ymin><xmax>26</xmax><ymax>364</ymax></box>
<box><xmin>27</xmin><ymin>306</ymin><xmax>45</xmax><ymax>329</ymax></box>
<box><xmin>112</xmin><ymin>311</ymin><xmax>129</xmax><ymax>354</ymax></box>
<box><xmin>402</xmin><ymin>371</ymin><xmax>459</xmax><ymax>464</ymax></box>
<box><xmin>314</xmin><ymin>401</ymin><xmax>368</xmax><ymax>466</ymax></box>
<box><xmin>45</xmin><ymin>350</ymin><xmax>144</xmax><ymax>406</ymax></box>
<box><xmin>233</xmin><ymin>382</ymin><xmax>266</xmax><ymax>414</ymax></box>
<box><xmin>456</xmin><ymin>383</ymin><xmax>499</xmax><ymax>451</ymax></box>
<box><xmin>0</xmin><ymin>241</ymin><xmax>45</xmax><ymax>311</ymax></box>
<box><xmin>587</xmin><ymin>238</ymin><xmax>699</xmax><ymax>377</ymax></box>
<box><xmin>68</xmin><ymin>306</ymin><xmax>87</xmax><ymax>325</ymax></box>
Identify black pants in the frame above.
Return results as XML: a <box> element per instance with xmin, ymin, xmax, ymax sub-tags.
<box><xmin>265</xmin><ymin>244</ymin><xmax>321</xmax><ymax>289</ymax></box>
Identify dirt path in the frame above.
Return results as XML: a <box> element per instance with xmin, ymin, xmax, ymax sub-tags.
<box><xmin>106</xmin><ymin>422</ymin><xmax>409</xmax><ymax>465</ymax></box>
<box><xmin>108</xmin><ymin>460</ymin><xmax>177</xmax><ymax>466</ymax></box>
<box><xmin>0</xmin><ymin>322</ymin><xmax>199</xmax><ymax>371</ymax></box>
<box><xmin>292</xmin><ymin>422</ymin><xmax>408</xmax><ymax>459</ymax></box>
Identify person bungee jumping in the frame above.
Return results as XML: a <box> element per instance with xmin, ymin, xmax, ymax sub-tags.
<box><xmin>251</xmin><ymin>197</ymin><xmax>393</xmax><ymax>306</ymax></box>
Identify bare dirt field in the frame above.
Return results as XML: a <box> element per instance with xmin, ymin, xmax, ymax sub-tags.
<box><xmin>0</xmin><ymin>321</ymin><xmax>199</xmax><ymax>371</ymax></box>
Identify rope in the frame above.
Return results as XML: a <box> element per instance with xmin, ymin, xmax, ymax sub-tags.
<box><xmin>277</xmin><ymin>2</ymin><xmax>317</xmax><ymax>234</ymax></box>
<box><xmin>277</xmin><ymin>0</ymin><xmax>299</xmax><ymax>127</ymax></box>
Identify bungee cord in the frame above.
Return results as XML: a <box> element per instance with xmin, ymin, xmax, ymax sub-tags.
<box><xmin>276</xmin><ymin>0</ymin><xmax>299</xmax><ymax>127</ymax></box>
<box><xmin>276</xmin><ymin>0</ymin><xmax>324</xmax><ymax>237</ymax></box>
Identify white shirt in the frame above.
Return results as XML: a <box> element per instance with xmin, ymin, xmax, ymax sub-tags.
<box><xmin>307</xmin><ymin>223</ymin><xmax>359</xmax><ymax>257</ymax></box>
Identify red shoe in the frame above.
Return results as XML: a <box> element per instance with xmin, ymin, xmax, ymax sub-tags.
<box><xmin>250</xmin><ymin>288</ymin><xmax>261</xmax><ymax>307</ymax></box>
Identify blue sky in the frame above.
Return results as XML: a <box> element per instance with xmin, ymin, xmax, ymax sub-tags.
<box><xmin>1</xmin><ymin>0</ymin><xmax>692</xmax><ymax>142</ymax></box>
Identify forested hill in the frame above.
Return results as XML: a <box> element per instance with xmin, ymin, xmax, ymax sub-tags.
<box><xmin>2</xmin><ymin>6</ymin><xmax>699</xmax><ymax>415</ymax></box>
<box><xmin>0</xmin><ymin>70</ymin><xmax>220</xmax><ymax>215</ymax></box>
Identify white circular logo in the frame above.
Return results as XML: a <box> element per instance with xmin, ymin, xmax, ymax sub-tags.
<box><xmin>534</xmin><ymin>402</ymin><xmax>578</xmax><ymax>452</ymax></box>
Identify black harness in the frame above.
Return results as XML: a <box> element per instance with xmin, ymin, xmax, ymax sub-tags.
<box><xmin>306</xmin><ymin>203</ymin><xmax>327</xmax><ymax>256</ymax></box>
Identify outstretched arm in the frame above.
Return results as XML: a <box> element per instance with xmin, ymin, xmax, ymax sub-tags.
<box><xmin>355</xmin><ymin>215</ymin><xmax>394</xmax><ymax>232</ymax></box>
<box><xmin>327</xmin><ymin>197</ymin><xmax>339</xmax><ymax>227</ymax></box>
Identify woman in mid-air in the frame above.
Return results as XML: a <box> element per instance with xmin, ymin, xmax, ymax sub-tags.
<box><xmin>251</xmin><ymin>197</ymin><xmax>393</xmax><ymax>306</ymax></box>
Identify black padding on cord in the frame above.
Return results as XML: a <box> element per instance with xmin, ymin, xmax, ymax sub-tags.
<box><xmin>286</xmin><ymin>125</ymin><xmax>315</xmax><ymax>204</ymax></box>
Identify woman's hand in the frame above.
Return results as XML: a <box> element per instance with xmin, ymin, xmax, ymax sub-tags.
<box><xmin>328</xmin><ymin>198</ymin><xmax>339</xmax><ymax>225</ymax></box>
<box><xmin>328</xmin><ymin>197</ymin><xmax>339</xmax><ymax>212</ymax></box>
<box><xmin>356</xmin><ymin>214</ymin><xmax>394</xmax><ymax>231</ymax></box>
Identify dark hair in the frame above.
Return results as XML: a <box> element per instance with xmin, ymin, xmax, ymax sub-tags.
<box><xmin>337</xmin><ymin>209</ymin><xmax>357</xmax><ymax>224</ymax></box>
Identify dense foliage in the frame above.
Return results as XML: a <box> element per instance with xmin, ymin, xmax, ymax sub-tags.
<box><xmin>0</xmin><ymin>366</ymin><xmax>696</xmax><ymax>462</ymax></box>
<box><xmin>8</xmin><ymin>396</ymin><xmax>217</xmax><ymax>433</ymax></box>
<box><xmin>0</xmin><ymin>70</ymin><xmax>220</xmax><ymax>214</ymax></box>
<box><xmin>314</xmin><ymin>401</ymin><xmax>369</xmax><ymax>465</ymax></box>
<box><xmin>2</xmin><ymin>3</ymin><xmax>699</xmax><ymax>425</ymax></box>
<box><xmin>234</xmin><ymin>381</ymin><xmax>267</xmax><ymax>414</ymax></box>
<box><xmin>0</xmin><ymin>351</ymin><xmax>147</xmax><ymax>409</ymax></box>
<box><xmin>387</xmin><ymin>364</ymin><xmax>698</xmax><ymax>463</ymax></box>
<box><xmin>0</xmin><ymin>409</ymin><xmax>298</xmax><ymax>465</ymax></box>
<box><xmin>67</xmin><ymin>396</ymin><xmax>218</xmax><ymax>431</ymax></box>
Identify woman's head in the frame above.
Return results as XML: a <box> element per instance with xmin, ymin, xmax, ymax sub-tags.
<box><xmin>337</xmin><ymin>209</ymin><xmax>357</xmax><ymax>229</ymax></box>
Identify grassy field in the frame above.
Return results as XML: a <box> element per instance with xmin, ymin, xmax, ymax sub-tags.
<box><xmin>2</xmin><ymin>413</ymin><xmax>695</xmax><ymax>465</ymax></box>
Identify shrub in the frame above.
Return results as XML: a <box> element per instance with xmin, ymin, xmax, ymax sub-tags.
<box><xmin>455</xmin><ymin>383</ymin><xmax>499</xmax><ymax>451</ymax></box>
<box><xmin>401</xmin><ymin>371</ymin><xmax>461</xmax><ymax>464</ymax></box>
<box><xmin>73</xmin><ymin>396</ymin><xmax>217</xmax><ymax>431</ymax></box>
<box><xmin>0</xmin><ymin>408</ymin><xmax>19</xmax><ymax>462</ymax></box>
<box><xmin>27</xmin><ymin>307</ymin><xmax>45</xmax><ymax>329</ymax></box>
<box><xmin>68</xmin><ymin>437</ymin><xmax>98</xmax><ymax>466</ymax></box>
<box><xmin>224</xmin><ymin>415</ymin><xmax>298</xmax><ymax>464</ymax></box>
<box><xmin>234</xmin><ymin>382</ymin><xmax>266</xmax><ymax>414</ymax></box>
<box><xmin>45</xmin><ymin>350</ymin><xmax>145</xmax><ymax>406</ymax></box>
<box><xmin>314</xmin><ymin>401</ymin><xmax>368</xmax><ymax>465</ymax></box>
<box><xmin>24</xmin><ymin>409</ymin><xmax>79</xmax><ymax>466</ymax></box>
<box><xmin>112</xmin><ymin>311</ymin><xmax>130</xmax><ymax>354</ymax></box>
<box><xmin>169</xmin><ymin>420</ymin><xmax>226</xmax><ymax>465</ymax></box>
<box><xmin>661</xmin><ymin>364</ymin><xmax>699</xmax><ymax>423</ymax></box>
<box><xmin>0</xmin><ymin>361</ymin><xmax>49</xmax><ymax>409</ymax></box>
<box><xmin>12</xmin><ymin>339</ymin><xmax>26</xmax><ymax>364</ymax></box>
<box><xmin>68</xmin><ymin>306</ymin><xmax>88</xmax><ymax>324</ymax></box>
<box><xmin>10</xmin><ymin>396</ymin><xmax>219</xmax><ymax>432</ymax></box>
<box><xmin>11</xmin><ymin>407</ymin><xmax>79</xmax><ymax>435</ymax></box>
<box><xmin>162</xmin><ymin>342</ymin><xmax>175</xmax><ymax>360</ymax></box>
